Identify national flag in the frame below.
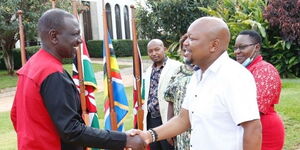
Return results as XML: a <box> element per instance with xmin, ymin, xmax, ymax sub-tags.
<box><xmin>103</xmin><ymin>34</ymin><xmax>129</xmax><ymax>131</ymax></box>
<box><xmin>72</xmin><ymin>39</ymin><xmax>100</xmax><ymax>141</ymax></box>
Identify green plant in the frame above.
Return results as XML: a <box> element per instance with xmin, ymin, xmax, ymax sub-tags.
<box><xmin>86</xmin><ymin>40</ymin><xmax>149</xmax><ymax>58</ymax></box>
<box><xmin>199</xmin><ymin>0</ymin><xmax>300</xmax><ymax>77</ymax></box>
<box><xmin>0</xmin><ymin>0</ymin><xmax>71</xmax><ymax>74</ymax></box>
<box><xmin>136</xmin><ymin>0</ymin><xmax>217</xmax><ymax>46</ymax></box>
<box><xmin>263</xmin><ymin>0</ymin><xmax>300</xmax><ymax>77</ymax></box>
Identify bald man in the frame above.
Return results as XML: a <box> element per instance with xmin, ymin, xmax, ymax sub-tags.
<box><xmin>142</xmin><ymin>39</ymin><xmax>182</xmax><ymax>150</ymax></box>
<box><xmin>11</xmin><ymin>9</ymin><xmax>145</xmax><ymax>150</ymax></box>
<box><xmin>131</xmin><ymin>17</ymin><xmax>262</xmax><ymax>150</ymax></box>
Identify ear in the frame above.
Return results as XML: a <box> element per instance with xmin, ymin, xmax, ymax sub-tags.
<box><xmin>49</xmin><ymin>29</ymin><xmax>59</xmax><ymax>44</ymax></box>
<box><xmin>254</xmin><ymin>44</ymin><xmax>261</xmax><ymax>52</ymax></box>
<box><xmin>163</xmin><ymin>47</ymin><xmax>167</xmax><ymax>52</ymax></box>
<box><xmin>209</xmin><ymin>39</ymin><xmax>220</xmax><ymax>53</ymax></box>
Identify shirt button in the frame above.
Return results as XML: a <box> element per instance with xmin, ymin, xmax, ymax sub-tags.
<box><xmin>195</xmin><ymin>95</ymin><xmax>197</xmax><ymax>97</ymax></box>
<box><xmin>191</xmin><ymin>145</ymin><xmax>192</xmax><ymax>147</ymax></box>
<box><xmin>192</xmin><ymin>111</ymin><xmax>194</xmax><ymax>114</ymax></box>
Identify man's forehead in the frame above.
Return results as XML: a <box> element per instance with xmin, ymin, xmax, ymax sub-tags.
<box><xmin>63</xmin><ymin>17</ymin><xmax>79</xmax><ymax>29</ymax></box>
<box><xmin>147</xmin><ymin>40</ymin><xmax>164</xmax><ymax>48</ymax></box>
<box><xmin>148</xmin><ymin>43</ymin><xmax>163</xmax><ymax>49</ymax></box>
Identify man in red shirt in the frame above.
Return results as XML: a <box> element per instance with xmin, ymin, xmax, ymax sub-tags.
<box><xmin>11</xmin><ymin>8</ymin><xmax>145</xmax><ymax>150</ymax></box>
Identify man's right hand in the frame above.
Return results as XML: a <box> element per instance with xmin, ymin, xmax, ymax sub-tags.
<box><xmin>125</xmin><ymin>133</ymin><xmax>146</xmax><ymax>150</ymax></box>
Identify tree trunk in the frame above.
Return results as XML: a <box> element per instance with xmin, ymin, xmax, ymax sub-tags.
<box><xmin>3</xmin><ymin>49</ymin><xmax>14</xmax><ymax>75</ymax></box>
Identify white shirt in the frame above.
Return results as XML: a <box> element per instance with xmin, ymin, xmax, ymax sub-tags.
<box><xmin>182</xmin><ymin>51</ymin><xmax>260</xmax><ymax>150</ymax></box>
<box><xmin>142</xmin><ymin>58</ymin><xmax>182</xmax><ymax>130</ymax></box>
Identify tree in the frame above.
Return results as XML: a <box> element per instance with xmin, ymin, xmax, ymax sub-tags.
<box><xmin>135</xmin><ymin>0</ymin><xmax>217</xmax><ymax>45</ymax></box>
<box><xmin>0</xmin><ymin>0</ymin><xmax>71</xmax><ymax>75</ymax></box>
<box><xmin>200</xmin><ymin>0</ymin><xmax>300</xmax><ymax>77</ymax></box>
<box><xmin>264</xmin><ymin>0</ymin><xmax>300</xmax><ymax>45</ymax></box>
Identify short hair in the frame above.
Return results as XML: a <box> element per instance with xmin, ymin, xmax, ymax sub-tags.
<box><xmin>38</xmin><ymin>9</ymin><xmax>74</xmax><ymax>39</ymax></box>
<box><xmin>239</xmin><ymin>30</ymin><xmax>262</xmax><ymax>45</ymax></box>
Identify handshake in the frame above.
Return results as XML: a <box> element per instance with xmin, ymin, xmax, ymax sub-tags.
<box><xmin>124</xmin><ymin>129</ymin><xmax>155</xmax><ymax>150</ymax></box>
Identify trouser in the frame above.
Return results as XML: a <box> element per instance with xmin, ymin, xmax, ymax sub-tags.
<box><xmin>147</xmin><ymin>114</ymin><xmax>174</xmax><ymax>150</ymax></box>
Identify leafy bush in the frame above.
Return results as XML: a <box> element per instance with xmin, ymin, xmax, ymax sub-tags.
<box><xmin>200</xmin><ymin>0</ymin><xmax>300</xmax><ymax>77</ymax></box>
<box><xmin>86</xmin><ymin>39</ymin><xmax>149</xmax><ymax>58</ymax></box>
<box><xmin>264</xmin><ymin>0</ymin><xmax>300</xmax><ymax>45</ymax></box>
<box><xmin>0</xmin><ymin>46</ymin><xmax>39</xmax><ymax>70</ymax></box>
<box><xmin>0</xmin><ymin>46</ymin><xmax>73</xmax><ymax>70</ymax></box>
<box><xmin>263</xmin><ymin>0</ymin><xmax>300</xmax><ymax>77</ymax></box>
<box><xmin>136</xmin><ymin>0</ymin><xmax>216</xmax><ymax>45</ymax></box>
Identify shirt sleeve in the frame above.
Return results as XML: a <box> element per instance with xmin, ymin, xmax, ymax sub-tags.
<box><xmin>182</xmin><ymin>74</ymin><xmax>195</xmax><ymax>110</ymax></box>
<box><xmin>252</xmin><ymin>63</ymin><xmax>281</xmax><ymax>114</ymax></box>
<box><xmin>164</xmin><ymin>76</ymin><xmax>177</xmax><ymax>103</ymax></box>
<box><xmin>224</xmin><ymin>71</ymin><xmax>260</xmax><ymax>125</ymax></box>
<box><xmin>40</xmin><ymin>71</ymin><xmax>126</xmax><ymax>149</ymax></box>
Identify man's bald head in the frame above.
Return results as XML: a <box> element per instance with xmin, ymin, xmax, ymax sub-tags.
<box><xmin>188</xmin><ymin>16</ymin><xmax>230</xmax><ymax>51</ymax></box>
<box><xmin>147</xmin><ymin>39</ymin><xmax>165</xmax><ymax>48</ymax></box>
<box><xmin>38</xmin><ymin>9</ymin><xmax>75</xmax><ymax>41</ymax></box>
<box><xmin>184</xmin><ymin>16</ymin><xmax>231</xmax><ymax>71</ymax></box>
<box><xmin>147</xmin><ymin>39</ymin><xmax>166</xmax><ymax>66</ymax></box>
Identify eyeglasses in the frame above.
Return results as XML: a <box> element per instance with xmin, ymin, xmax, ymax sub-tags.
<box><xmin>233</xmin><ymin>43</ymin><xmax>257</xmax><ymax>51</ymax></box>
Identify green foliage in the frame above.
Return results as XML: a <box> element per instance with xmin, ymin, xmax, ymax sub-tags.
<box><xmin>199</xmin><ymin>0</ymin><xmax>268</xmax><ymax>53</ymax></box>
<box><xmin>86</xmin><ymin>40</ymin><xmax>149</xmax><ymax>58</ymax></box>
<box><xmin>0</xmin><ymin>0</ymin><xmax>72</xmax><ymax>73</ymax></box>
<box><xmin>264</xmin><ymin>0</ymin><xmax>300</xmax><ymax>45</ymax></box>
<box><xmin>0</xmin><ymin>46</ymin><xmax>73</xmax><ymax>70</ymax></box>
<box><xmin>0</xmin><ymin>46</ymin><xmax>39</xmax><ymax>70</ymax></box>
<box><xmin>136</xmin><ymin>0</ymin><xmax>217</xmax><ymax>45</ymax></box>
<box><xmin>86</xmin><ymin>40</ymin><xmax>104</xmax><ymax>58</ymax></box>
<box><xmin>199</xmin><ymin>0</ymin><xmax>300</xmax><ymax>77</ymax></box>
<box><xmin>0</xmin><ymin>39</ymin><xmax>150</xmax><ymax>70</ymax></box>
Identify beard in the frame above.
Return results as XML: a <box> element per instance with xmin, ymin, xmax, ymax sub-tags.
<box><xmin>183</xmin><ymin>57</ymin><xmax>192</xmax><ymax>65</ymax></box>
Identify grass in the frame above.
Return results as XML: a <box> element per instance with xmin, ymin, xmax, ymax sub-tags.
<box><xmin>0</xmin><ymin>79</ymin><xmax>299</xmax><ymax>150</ymax></box>
<box><xmin>277</xmin><ymin>79</ymin><xmax>300</xmax><ymax>150</ymax></box>
<box><xmin>94</xmin><ymin>87</ymin><xmax>134</xmax><ymax>131</ymax></box>
<box><xmin>0</xmin><ymin>71</ymin><xmax>18</xmax><ymax>90</ymax></box>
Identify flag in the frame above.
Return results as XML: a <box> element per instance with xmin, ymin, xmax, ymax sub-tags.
<box><xmin>133</xmin><ymin>46</ymin><xmax>144</xmax><ymax>129</ymax></box>
<box><xmin>72</xmin><ymin>39</ymin><xmax>100</xmax><ymax>135</ymax></box>
<box><xmin>103</xmin><ymin>34</ymin><xmax>129</xmax><ymax>131</ymax></box>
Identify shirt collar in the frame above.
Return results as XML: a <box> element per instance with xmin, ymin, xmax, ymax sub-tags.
<box><xmin>152</xmin><ymin>57</ymin><xmax>168</xmax><ymax>69</ymax></box>
<box><xmin>246</xmin><ymin>55</ymin><xmax>263</xmax><ymax>69</ymax></box>
<box><xmin>195</xmin><ymin>51</ymin><xmax>229</xmax><ymax>81</ymax></box>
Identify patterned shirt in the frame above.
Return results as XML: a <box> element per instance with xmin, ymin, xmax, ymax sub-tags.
<box><xmin>247</xmin><ymin>55</ymin><xmax>281</xmax><ymax>114</ymax></box>
<box><xmin>147</xmin><ymin>58</ymin><xmax>167</xmax><ymax>118</ymax></box>
<box><xmin>164</xmin><ymin>64</ymin><xmax>193</xmax><ymax>150</ymax></box>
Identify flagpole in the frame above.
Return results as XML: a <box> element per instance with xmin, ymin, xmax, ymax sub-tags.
<box><xmin>51</xmin><ymin>0</ymin><xmax>56</xmax><ymax>8</ymax></box>
<box><xmin>72</xmin><ymin>0</ymin><xmax>90</xmax><ymax>126</ymax></box>
<box><xmin>130</xmin><ymin>5</ymin><xmax>144</xmax><ymax>130</ymax></box>
<box><xmin>17</xmin><ymin>10</ymin><xmax>27</xmax><ymax>66</ymax></box>
<box><xmin>102</xmin><ymin>0</ymin><xmax>118</xmax><ymax>130</ymax></box>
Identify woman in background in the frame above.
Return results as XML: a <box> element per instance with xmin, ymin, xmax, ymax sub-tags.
<box><xmin>234</xmin><ymin>30</ymin><xmax>285</xmax><ymax>150</ymax></box>
<box><xmin>164</xmin><ymin>34</ymin><xmax>194</xmax><ymax>150</ymax></box>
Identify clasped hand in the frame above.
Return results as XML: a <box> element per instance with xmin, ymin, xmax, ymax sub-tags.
<box><xmin>124</xmin><ymin>129</ymin><xmax>152</xmax><ymax>150</ymax></box>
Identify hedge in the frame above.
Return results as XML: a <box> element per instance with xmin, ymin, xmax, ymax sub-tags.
<box><xmin>0</xmin><ymin>39</ymin><xmax>150</xmax><ymax>70</ymax></box>
<box><xmin>86</xmin><ymin>39</ymin><xmax>149</xmax><ymax>58</ymax></box>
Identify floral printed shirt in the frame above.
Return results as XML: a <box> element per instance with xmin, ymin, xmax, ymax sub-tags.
<box><xmin>147</xmin><ymin>58</ymin><xmax>167</xmax><ymax>118</ymax></box>
<box><xmin>164</xmin><ymin>64</ymin><xmax>193</xmax><ymax>150</ymax></box>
